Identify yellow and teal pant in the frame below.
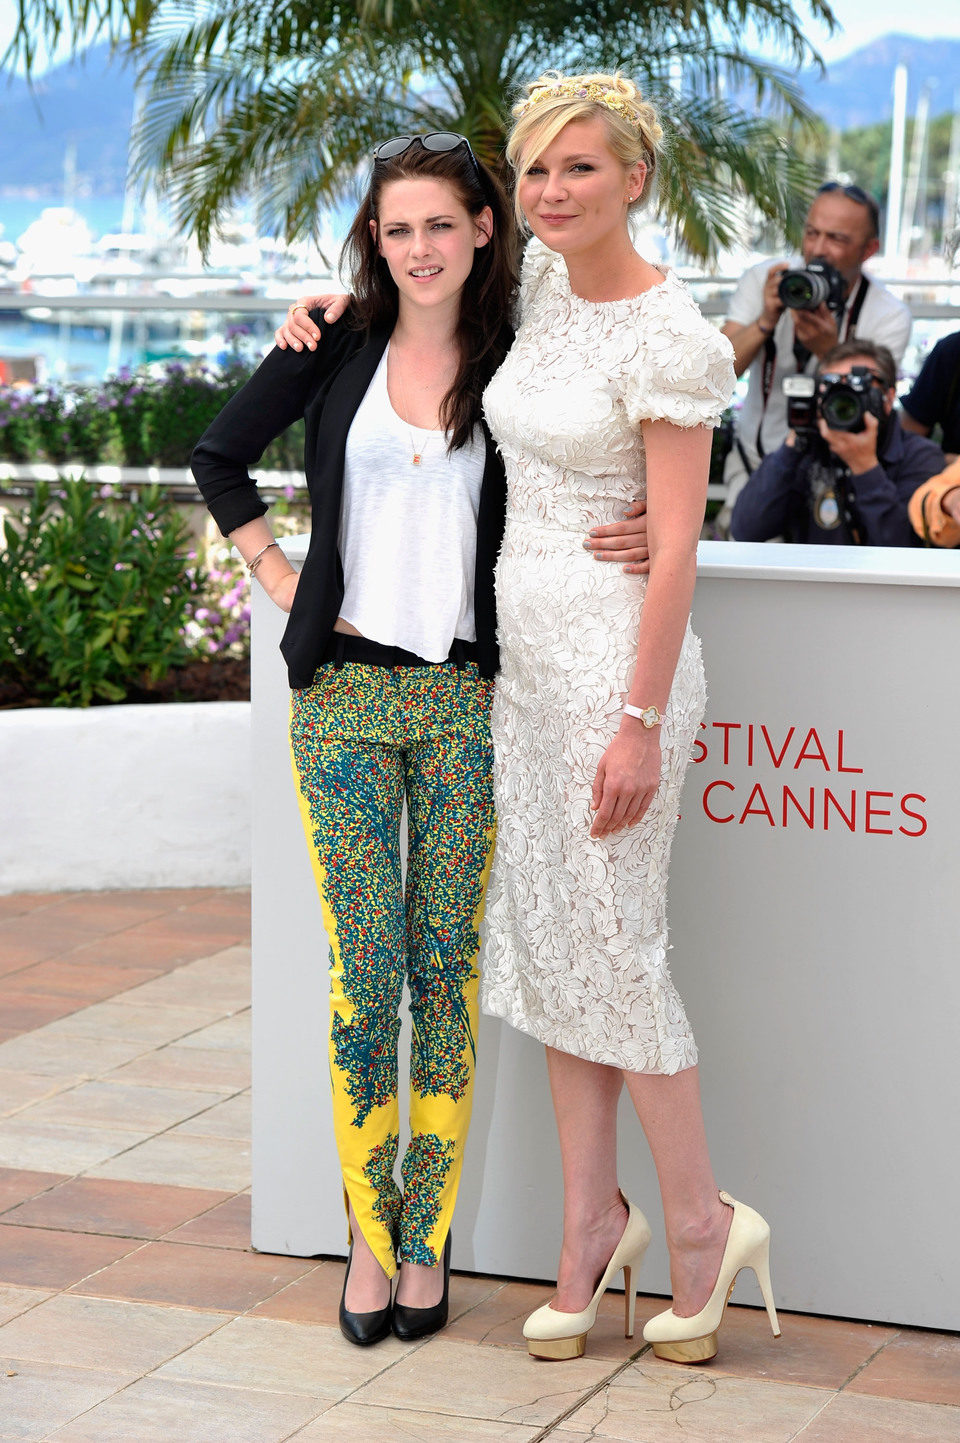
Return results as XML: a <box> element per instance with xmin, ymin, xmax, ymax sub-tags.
<box><xmin>290</xmin><ymin>647</ymin><xmax>496</xmax><ymax>1279</ymax></box>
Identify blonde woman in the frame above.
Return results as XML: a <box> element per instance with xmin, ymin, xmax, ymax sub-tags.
<box><xmin>479</xmin><ymin>72</ymin><xmax>778</xmax><ymax>1365</ymax></box>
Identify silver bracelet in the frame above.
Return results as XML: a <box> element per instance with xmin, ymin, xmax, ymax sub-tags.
<box><xmin>247</xmin><ymin>540</ymin><xmax>280</xmax><ymax>576</ymax></box>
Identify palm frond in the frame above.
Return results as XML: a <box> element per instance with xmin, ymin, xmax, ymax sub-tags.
<box><xmin>8</xmin><ymin>0</ymin><xmax>840</xmax><ymax>259</ymax></box>
<box><xmin>4</xmin><ymin>0</ymin><xmax>156</xmax><ymax>72</ymax></box>
<box><xmin>654</xmin><ymin>92</ymin><xmax>814</xmax><ymax>257</ymax></box>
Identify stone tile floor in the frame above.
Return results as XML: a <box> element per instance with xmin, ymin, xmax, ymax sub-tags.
<box><xmin>0</xmin><ymin>887</ymin><xmax>958</xmax><ymax>1442</ymax></box>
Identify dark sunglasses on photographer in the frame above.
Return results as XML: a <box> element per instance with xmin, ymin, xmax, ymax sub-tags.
<box><xmin>816</xmin><ymin>182</ymin><xmax>881</xmax><ymax>236</ymax></box>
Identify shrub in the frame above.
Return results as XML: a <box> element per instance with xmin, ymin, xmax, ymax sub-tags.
<box><xmin>0</xmin><ymin>348</ymin><xmax>306</xmax><ymax>474</ymax></box>
<box><xmin>65</xmin><ymin>391</ymin><xmax>127</xmax><ymax>465</ymax></box>
<box><xmin>0</xmin><ymin>388</ymin><xmax>42</xmax><ymax>462</ymax></box>
<box><xmin>97</xmin><ymin>372</ymin><xmax>153</xmax><ymax>467</ymax></box>
<box><xmin>139</xmin><ymin>360</ymin><xmax>245</xmax><ymax>467</ymax></box>
<box><xmin>0</xmin><ymin>478</ymin><xmax>199</xmax><ymax>706</ymax></box>
<box><xmin>24</xmin><ymin>387</ymin><xmax>72</xmax><ymax>463</ymax></box>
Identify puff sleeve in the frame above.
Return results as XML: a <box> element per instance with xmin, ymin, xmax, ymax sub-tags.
<box><xmin>514</xmin><ymin>236</ymin><xmax>562</xmax><ymax>327</ymax></box>
<box><xmin>623</xmin><ymin>284</ymin><xmax>736</xmax><ymax>430</ymax></box>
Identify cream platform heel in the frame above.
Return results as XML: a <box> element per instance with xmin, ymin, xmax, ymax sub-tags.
<box><xmin>642</xmin><ymin>1191</ymin><xmax>780</xmax><ymax>1364</ymax></box>
<box><xmin>523</xmin><ymin>1196</ymin><xmax>652</xmax><ymax>1360</ymax></box>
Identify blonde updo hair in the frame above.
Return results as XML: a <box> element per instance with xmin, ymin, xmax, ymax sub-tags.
<box><xmin>506</xmin><ymin>71</ymin><xmax>663</xmax><ymax>227</ymax></box>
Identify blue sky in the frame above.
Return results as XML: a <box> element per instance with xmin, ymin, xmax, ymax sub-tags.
<box><xmin>804</xmin><ymin>0</ymin><xmax>957</xmax><ymax>60</ymax></box>
<box><xmin>0</xmin><ymin>0</ymin><xmax>956</xmax><ymax>73</ymax></box>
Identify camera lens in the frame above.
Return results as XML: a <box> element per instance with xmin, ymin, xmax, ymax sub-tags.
<box><xmin>821</xmin><ymin>387</ymin><xmax>863</xmax><ymax>430</ymax></box>
<box><xmin>778</xmin><ymin>268</ymin><xmax>830</xmax><ymax>310</ymax></box>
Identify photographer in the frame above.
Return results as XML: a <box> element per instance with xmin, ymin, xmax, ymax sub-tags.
<box><xmin>900</xmin><ymin>328</ymin><xmax>960</xmax><ymax>461</ymax></box>
<box><xmin>730</xmin><ymin>341</ymin><xmax>946</xmax><ymax>547</ymax></box>
<box><xmin>720</xmin><ymin>184</ymin><xmax>911</xmax><ymax>511</ymax></box>
<box><xmin>908</xmin><ymin>458</ymin><xmax>960</xmax><ymax>547</ymax></box>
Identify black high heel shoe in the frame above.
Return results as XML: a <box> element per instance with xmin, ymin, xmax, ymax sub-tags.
<box><xmin>339</xmin><ymin>1243</ymin><xmax>393</xmax><ymax>1347</ymax></box>
<box><xmin>392</xmin><ymin>1231</ymin><xmax>452</xmax><ymax>1341</ymax></box>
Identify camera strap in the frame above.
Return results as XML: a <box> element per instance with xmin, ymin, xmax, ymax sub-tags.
<box><xmin>755</xmin><ymin>335</ymin><xmax>779</xmax><ymax>459</ymax></box>
<box><xmin>754</xmin><ymin>274</ymin><xmax>871</xmax><ymax>461</ymax></box>
<box><xmin>842</xmin><ymin>275</ymin><xmax>870</xmax><ymax>338</ymax></box>
<box><xmin>835</xmin><ymin>468</ymin><xmax>864</xmax><ymax>545</ymax></box>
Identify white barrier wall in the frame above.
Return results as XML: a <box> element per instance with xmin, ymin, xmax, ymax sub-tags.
<box><xmin>1</xmin><ymin>701</ymin><xmax>251</xmax><ymax>893</ymax></box>
<box><xmin>251</xmin><ymin>539</ymin><xmax>960</xmax><ymax>1330</ymax></box>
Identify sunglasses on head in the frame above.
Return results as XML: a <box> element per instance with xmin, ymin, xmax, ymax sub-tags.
<box><xmin>816</xmin><ymin>181</ymin><xmax>881</xmax><ymax>234</ymax></box>
<box><xmin>373</xmin><ymin>132</ymin><xmax>482</xmax><ymax>181</ymax></box>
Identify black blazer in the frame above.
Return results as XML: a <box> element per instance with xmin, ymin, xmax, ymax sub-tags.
<box><xmin>191</xmin><ymin>311</ymin><xmax>507</xmax><ymax>686</ymax></box>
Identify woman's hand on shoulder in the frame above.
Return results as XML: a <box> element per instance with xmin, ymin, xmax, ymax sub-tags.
<box><xmin>590</xmin><ymin>721</ymin><xmax>661</xmax><ymax>838</ymax></box>
<box><xmin>275</xmin><ymin>294</ymin><xmax>350</xmax><ymax>351</ymax></box>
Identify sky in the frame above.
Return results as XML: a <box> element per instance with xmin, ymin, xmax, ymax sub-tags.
<box><xmin>806</xmin><ymin>0</ymin><xmax>958</xmax><ymax>61</ymax></box>
<box><xmin>0</xmin><ymin>0</ymin><xmax>956</xmax><ymax>74</ymax></box>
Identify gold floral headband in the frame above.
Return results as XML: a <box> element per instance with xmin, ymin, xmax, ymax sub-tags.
<box><xmin>515</xmin><ymin>80</ymin><xmax>643</xmax><ymax>134</ymax></box>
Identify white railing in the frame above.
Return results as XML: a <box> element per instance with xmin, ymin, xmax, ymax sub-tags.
<box><xmin>2</xmin><ymin>281</ymin><xmax>957</xmax><ymax>505</ymax></box>
<box><xmin>3</xmin><ymin>273</ymin><xmax>960</xmax><ymax>319</ymax></box>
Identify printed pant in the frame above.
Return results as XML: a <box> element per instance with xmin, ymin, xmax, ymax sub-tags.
<box><xmin>290</xmin><ymin>659</ymin><xmax>496</xmax><ymax>1277</ymax></box>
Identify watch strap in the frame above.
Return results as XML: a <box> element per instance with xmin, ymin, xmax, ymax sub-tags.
<box><xmin>623</xmin><ymin>703</ymin><xmax>663</xmax><ymax>728</ymax></box>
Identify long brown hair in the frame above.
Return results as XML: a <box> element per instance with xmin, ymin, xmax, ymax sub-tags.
<box><xmin>342</xmin><ymin>141</ymin><xmax>517</xmax><ymax>450</ymax></box>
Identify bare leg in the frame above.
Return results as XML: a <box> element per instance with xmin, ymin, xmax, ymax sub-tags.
<box><xmin>395</xmin><ymin>1255</ymin><xmax>445</xmax><ymax>1308</ymax></box>
<box><xmin>622</xmin><ymin>1065</ymin><xmax>731</xmax><ymax>1317</ymax></box>
<box><xmin>545</xmin><ymin>1046</ymin><xmax>630</xmax><ymax>1313</ymax></box>
<box><xmin>544</xmin><ymin>1052</ymin><xmax>732</xmax><ymax>1319</ymax></box>
<box><xmin>344</xmin><ymin>1202</ymin><xmax>392</xmax><ymax>1312</ymax></box>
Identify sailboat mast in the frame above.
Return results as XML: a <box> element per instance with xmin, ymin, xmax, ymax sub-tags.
<box><xmin>885</xmin><ymin>64</ymin><xmax>908</xmax><ymax>267</ymax></box>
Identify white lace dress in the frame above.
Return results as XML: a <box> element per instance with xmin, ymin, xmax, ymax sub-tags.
<box><xmin>480</xmin><ymin>242</ymin><xmax>735</xmax><ymax>1073</ymax></box>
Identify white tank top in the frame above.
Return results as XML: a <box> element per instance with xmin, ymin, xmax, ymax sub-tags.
<box><xmin>338</xmin><ymin>345</ymin><xmax>485</xmax><ymax>662</ymax></box>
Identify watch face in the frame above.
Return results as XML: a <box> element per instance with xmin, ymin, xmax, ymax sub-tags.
<box><xmin>641</xmin><ymin>706</ymin><xmax>659</xmax><ymax>728</ymax></box>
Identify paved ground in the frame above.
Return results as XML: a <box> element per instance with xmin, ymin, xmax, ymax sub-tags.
<box><xmin>0</xmin><ymin>887</ymin><xmax>958</xmax><ymax>1442</ymax></box>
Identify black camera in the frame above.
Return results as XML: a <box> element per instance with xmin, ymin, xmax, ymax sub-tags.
<box><xmin>784</xmin><ymin>366</ymin><xmax>886</xmax><ymax>442</ymax></box>
<box><xmin>777</xmin><ymin>255</ymin><xmax>846</xmax><ymax>313</ymax></box>
<box><xmin>817</xmin><ymin>368</ymin><xmax>886</xmax><ymax>432</ymax></box>
<box><xmin>782</xmin><ymin>375</ymin><xmax>819</xmax><ymax>436</ymax></box>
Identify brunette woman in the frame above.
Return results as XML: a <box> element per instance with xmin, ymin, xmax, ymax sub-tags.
<box><xmin>193</xmin><ymin>134</ymin><xmax>515</xmax><ymax>1346</ymax></box>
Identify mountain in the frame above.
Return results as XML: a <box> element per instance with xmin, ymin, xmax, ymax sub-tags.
<box><xmin>0</xmin><ymin>45</ymin><xmax>136</xmax><ymax>198</ymax></box>
<box><xmin>798</xmin><ymin>33</ymin><xmax>960</xmax><ymax>132</ymax></box>
<box><xmin>1</xmin><ymin>32</ymin><xmax>958</xmax><ymax>202</ymax></box>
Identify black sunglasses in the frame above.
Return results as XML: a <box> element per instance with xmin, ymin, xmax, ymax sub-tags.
<box><xmin>373</xmin><ymin>132</ymin><xmax>482</xmax><ymax>182</ymax></box>
<box><xmin>816</xmin><ymin>181</ymin><xmax>881</xmax><ymax>235</ymax></box>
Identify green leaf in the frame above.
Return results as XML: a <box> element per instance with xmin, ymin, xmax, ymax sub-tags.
<box><xmin>0</xmin><ymin>473</ymin><xmax>199</xmax><ymax>706</ymax></box>
<box><xmin>0</xmin><ymin>0</ymin><xmax>837</xmax><ymax>261</ymax></box>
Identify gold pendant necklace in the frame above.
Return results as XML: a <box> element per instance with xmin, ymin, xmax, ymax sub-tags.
<box><xmin>391</xmin><ymin>344</ymin><xmax>442</xmax><ymax>466</ymax></box>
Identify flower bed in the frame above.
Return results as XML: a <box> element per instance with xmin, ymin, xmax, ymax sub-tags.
<box><xmin>0</xmin><ymin>346</ymin><xmax>304</xmax><ymax>472</ymax></box>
